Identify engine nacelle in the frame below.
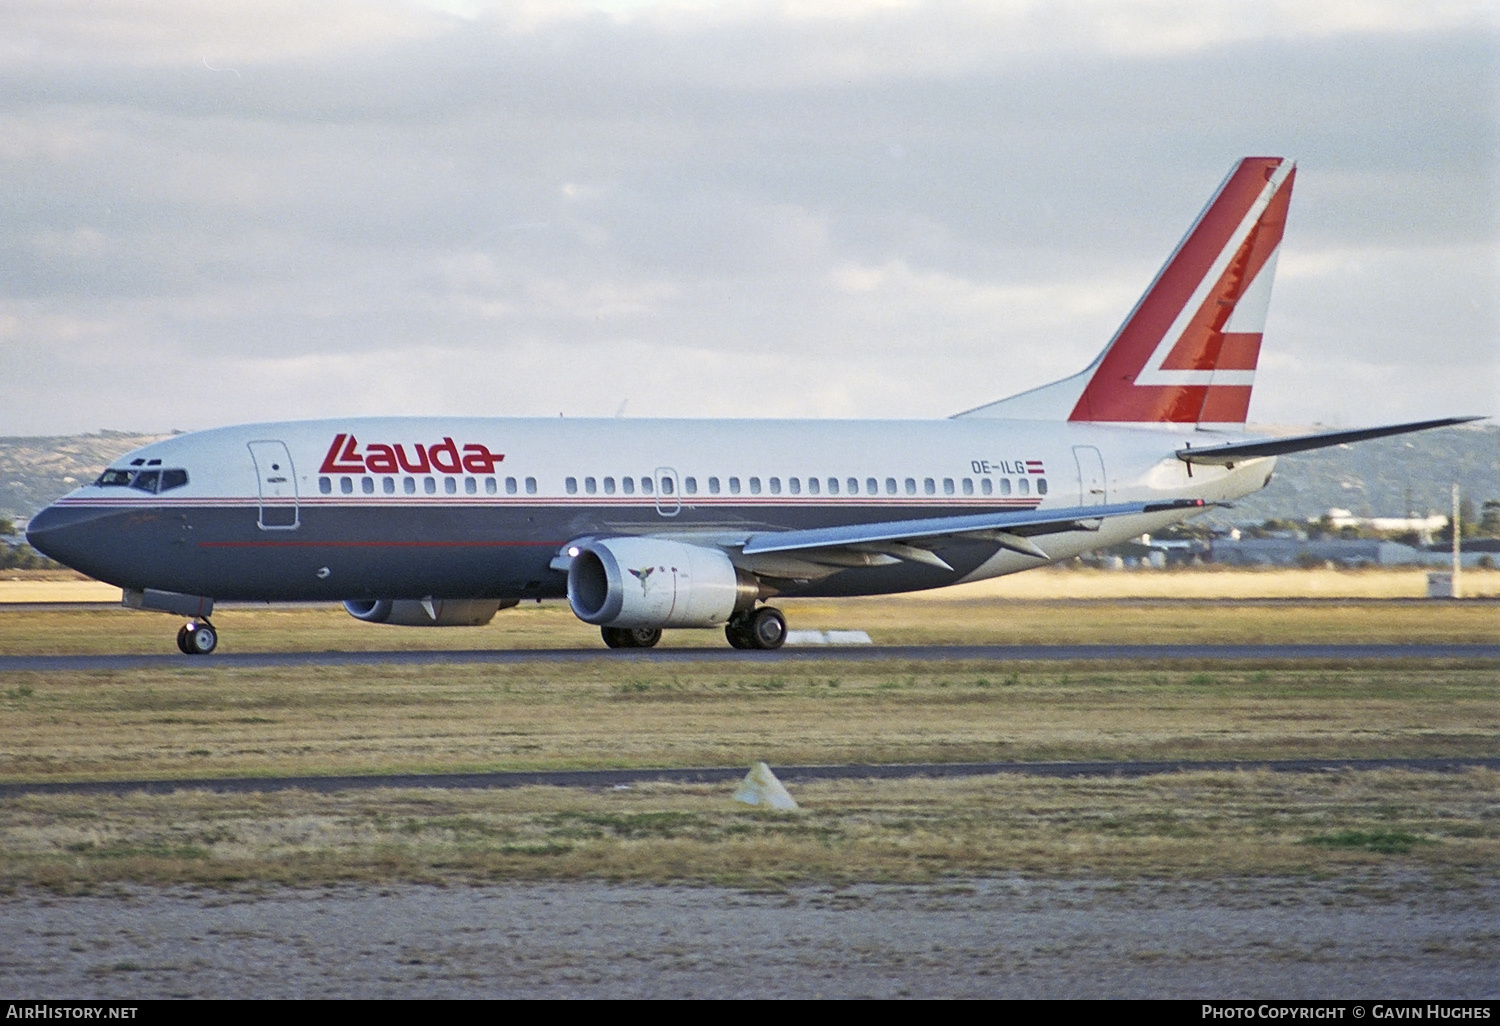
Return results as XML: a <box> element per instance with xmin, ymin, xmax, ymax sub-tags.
<box><xmin>567</xmin><ymin>537</ymin><xmax>758</xmax><ymax>629</ymax></box>
<box><xmin>342</xmin><ymin>598</ymin><xmax>516</xmax><ymax>627</ymax></box>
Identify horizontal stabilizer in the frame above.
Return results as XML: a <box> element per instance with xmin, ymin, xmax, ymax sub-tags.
<box><xmin>741</xmin><ymin>499</ymin><xmax>1216</xmax><ymax>558</ymax></box>
<box><xmin>1176</xmin><ymin>417</ymin><xmax>1485</xmax><ymax>466</ymax></box>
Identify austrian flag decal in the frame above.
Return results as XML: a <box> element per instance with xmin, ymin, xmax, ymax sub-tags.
<box><xmin>320</xmin><ymin>434</ymin><xmax>505</xmax><ymax>475</ymax></box>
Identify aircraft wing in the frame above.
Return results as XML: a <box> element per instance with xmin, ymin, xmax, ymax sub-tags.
<box><xmin>1176</xmin><ymin>416</ymin><xmax>1483</xmax><ymax>466</ymax></box>
<box><xmin>739</xmin><ymin>498</ymin><xmax>1215</xmax><ymax>570</ymax></box>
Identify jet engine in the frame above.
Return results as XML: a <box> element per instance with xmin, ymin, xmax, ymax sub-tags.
<box><xmin>567</xmin><ymin>537</ymin><xmax>759</xmax><ymax>629</ymax></box>
<box><xmin>342</xmin><ymin>598</ymin><xmax>516</xmax><ymax>627</ymax></box>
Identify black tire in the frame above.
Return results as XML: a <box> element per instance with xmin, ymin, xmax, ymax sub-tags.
<box><xmin>602</xmin><ymin>626</ymin><xmax>663</xmax><ymax>649</ymax></box>
<box><xmin>184</xmin><ymin>621</ymin><xmax>218</xmax><ymax>655</ymax></box>
<box><xmin>176</xmin><ymin>624</ymin><xmax>193</xmax><ymax>655</ymax></box>
<box><xmin>748</xmin><ymin>607</ymin><xmax>786</xmax><ymax>650</ymax></box>
<box><xmin>725</xmin><ymin>622</ymin><xmax>753</xmax><ymax>649</ymax></box>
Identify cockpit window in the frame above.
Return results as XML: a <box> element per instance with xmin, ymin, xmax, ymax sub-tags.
<box><xmin>95</xmin><ymin>468</ymin><xmax>189</xmax><ymax>491</ymax></box>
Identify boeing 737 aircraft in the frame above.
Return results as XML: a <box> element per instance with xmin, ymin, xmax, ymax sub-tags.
<box><xmin>26</xmin><ymin>157</ymin><xmax>1479</xmax><ymax>654</ymax></box>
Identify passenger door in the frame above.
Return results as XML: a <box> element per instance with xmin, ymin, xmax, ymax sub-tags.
<box><xmin>1072</xmin><ymin>445</ymin><xmax>1107</xmax><ymax>507</ymax></box>
<box><xmin>248</xmin><ymin>440</ymin><xmax>300</xmax><ymax>530</ymax></box>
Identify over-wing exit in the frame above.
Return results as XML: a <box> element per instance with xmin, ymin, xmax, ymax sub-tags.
<box><xmin>26</xmin><ymin>158</ymin><xmax>1481</xmax><ymax>654</ymax></box>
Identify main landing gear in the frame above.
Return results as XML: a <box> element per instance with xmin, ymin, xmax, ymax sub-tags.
<box><xmin>725</xmin><ymin>606</ymin><xmax>787</xmax><ymax>651</ymax></box>
<box><xmin>176</xmin><ymin>619</ymin><xmax>218</xmax><ymax>655</ymax></box>
<box><xmin>601</xmin><ymin>626</ymin><xmax>663</xmax><ymax>649</ymax></box>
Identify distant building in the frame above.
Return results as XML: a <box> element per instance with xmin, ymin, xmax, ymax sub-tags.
<box><xmin>1210</xmin><ymin>536</ymin><xmax>1489</xmax><ymax>568</ymax></box>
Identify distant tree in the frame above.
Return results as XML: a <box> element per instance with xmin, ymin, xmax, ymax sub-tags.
<box><xmin>0</xmin><ymin>516</ymin><xmax>13</xmax><ymax>537</ymax></box>
<box><xmin>1481</xmin><ymin>500</ymin><xmax>1500</xmax><ymax>538</ymax></box>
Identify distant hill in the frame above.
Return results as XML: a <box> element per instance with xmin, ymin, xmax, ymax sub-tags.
<box><xmin>1</xmin><ymin>431</ymin><xmax>173</xmax><ymax>523</ymax></box>
<box><xmin>1221</xmin><ymin>421</ymin><xmax>1498</xmax><ymax>527</ymax></box>
<box><xmin>0</xmin><ymin>423</ymin><xmax>1495</xmax><ymax>526</ymax></box>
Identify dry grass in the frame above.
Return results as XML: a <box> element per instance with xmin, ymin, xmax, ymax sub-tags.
<box><xmin>2</xmin><ymin>769</ymin><xmax>1495</xmax><ymax>889</ymax></box>
<box><xmin>0</xmin><ymin>597</ymin><xmax>1496</xmax><ymax>656</ymax></box>
<box><xmin>2</xmin><ymin>662</ymin><xmax>1496</xmax><ymax>783</ymax></box>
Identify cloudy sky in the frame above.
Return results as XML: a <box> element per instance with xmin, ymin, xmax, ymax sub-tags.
<box><xmin>0</xmin><ymin>0</ymin><xmax>1495</xmax><ymax>435</ymax></box>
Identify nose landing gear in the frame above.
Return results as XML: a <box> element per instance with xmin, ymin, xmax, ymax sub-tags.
<box><xmin>176</xmin><ymin>619</ymin><xmax>218</xmax><ymax>655</ymax></box>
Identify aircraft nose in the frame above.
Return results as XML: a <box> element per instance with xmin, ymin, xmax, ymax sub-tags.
<box><xmin>24</xmin><ymin>503</ymin><xmax>68</xmax><ymax>560</ymax></box>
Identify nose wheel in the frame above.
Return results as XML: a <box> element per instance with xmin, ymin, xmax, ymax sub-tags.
<box><xmin>176</xmin><ymin>620</ymin><xmax>218</xmax><ymax>655</ymax></box>
<box><xmin>725</xmin><ymin>606</ymin><xmax>786</xmax><ymax>650</ymax></box>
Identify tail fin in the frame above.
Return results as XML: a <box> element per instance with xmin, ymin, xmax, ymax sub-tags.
<box><xmin>955</xmin><ymin>157</ymin><xmax>1295</xmax><ymax>426</ymax></box>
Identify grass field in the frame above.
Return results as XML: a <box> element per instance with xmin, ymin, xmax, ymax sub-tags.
<box><xmin>1</xmin><ymin>599</ymin><xmax>1495</xmax><ymax>888</ymax></box>
<box><xmin>0</xmin><ymin>594</ymin><xmax>1496</xmax><ymax>655</ymax></box>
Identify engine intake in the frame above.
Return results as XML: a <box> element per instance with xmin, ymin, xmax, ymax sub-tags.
<box><xmin>342</xmin><ymin>598</ymin><xmax>516</xmax><ymax>627</ymax></box>
<box><xmin>567</xmin><ymin>537</ymin><xmax>759</xmax><ymax>629</ymax></box>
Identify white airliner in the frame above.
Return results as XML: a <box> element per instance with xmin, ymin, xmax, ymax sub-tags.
<box><xmin>26</xmin><ymin>157</ymin><xmax>1478</xmax><ymax>654</ymax></box>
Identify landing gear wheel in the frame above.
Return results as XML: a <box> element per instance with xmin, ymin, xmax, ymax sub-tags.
<box><xmin>725</xmin><ymin>620</ymin><xmax>753</xmax><ymax>649</ymax></box>
<box><xmin>747</xmin><ymin>607</ymin><xmax>787</xmax><ymax>650</ymax></box>
<box><xmin>601</xmin><ymin>626</ymin><xmax>662</xmax><ymax>649</ymax></box>
<box><xmin>177</xmin><ymin>620</ymin><xmax>218</xmax><ymax>655</ymax></box>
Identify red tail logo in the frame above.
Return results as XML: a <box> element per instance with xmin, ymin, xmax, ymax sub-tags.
<box><xmin>1070</xmin><ymin>157</ymin><xmax>1295</xmax><ymax>424</ymax></box>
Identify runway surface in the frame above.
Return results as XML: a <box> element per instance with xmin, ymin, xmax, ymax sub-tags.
<box><xmin>5</xmin><ymin>756</ymin><xmax>1497</xmax><ymax>800</ymax></box>
<box><xmin>3</xmin><ymin>642</ymin><xmax>1499</xmax><ymax>673</ymax></box>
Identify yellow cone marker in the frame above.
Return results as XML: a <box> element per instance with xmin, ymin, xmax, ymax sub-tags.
<box><xmin>733</xmin><ymin>762</ymin><xmax>799</xmax><ymax>811</ymax></box>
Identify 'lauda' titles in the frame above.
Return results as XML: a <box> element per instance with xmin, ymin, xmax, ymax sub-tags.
<box><xmin>320</xmin><ymin>434</ymin><xmax>505</xmax><ymax>475</ymax></box>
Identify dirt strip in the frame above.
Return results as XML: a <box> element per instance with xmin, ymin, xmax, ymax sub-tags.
<box><xmin>5</xmin><ymin>756</ymin><xmax>1498</xmax><ymax>799</ymax></box>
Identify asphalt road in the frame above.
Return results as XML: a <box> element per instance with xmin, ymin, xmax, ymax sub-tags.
<box><xmin>3</xmin><ymin>642</ymin><xmax>1499</xmax><ymax>673</ymax></box>
<box><xmin>5</xmin><ymin>756</ymin><xmax>1497</xmax><ymax>800</ymax></box>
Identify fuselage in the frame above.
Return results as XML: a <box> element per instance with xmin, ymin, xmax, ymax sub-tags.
<box><xmin>26</xmin><ymin>416</ymin><xmax>1273</xmax><ymax>603</ymax></box>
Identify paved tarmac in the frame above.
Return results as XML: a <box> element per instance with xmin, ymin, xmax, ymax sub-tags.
<box><xmin>5</xmin><ymin>756</ymin><xmax>1497</xmax><ymax>801</ymax></box>
<box><xmin>3</xmin><ymin>642</ymin><xmax>1498</xmax><ymax>673</ymax></box>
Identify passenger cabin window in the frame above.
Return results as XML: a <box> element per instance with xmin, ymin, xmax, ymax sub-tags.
<box><xmin>981</xmin><ymin>478</ymin><xmax>993</xmax><ymax>495</ymax></box>
<box><xmin>728</xmin><ymin>477</ymin><xmax>740</xmax><ymax>494</ymax></box>
<box><xmin>525</xmin><ymin>477</ymin><xmax>536</xmax><ymax>494</ymax></box>
<box><xmin>659</xmin><ymin>477</ymin><xmax>672</xmax><ymax>495</ymax></box>
<box><xmin>904</xmin><ymin>478</ymin><xmax>916</xmax><ymax>496</ymax></box>
<box><xmin>806</xmin><ymin>478</ymin><xmax>818</xmax><ymax>495</ymax></box>
<box><xmin>641</xmin><ymin>477</ymin><xmax>653</xmax><ymax>495</ymax></box>
<box><xmin>998</xmin><ymin>478</ymin><xmax>1010</xmax><ymax>495</ymax></box>
<box><xmin>962</xmin><ymin>478</ymin><xmax>974</xmax><ymax>496</ymax></box>
<box><xmin>464</xmin><ymin>477</ymin><xmax>476</xmax><ymax>495</ymax></box>
<box><xmin>604</xmin><ymin>477</ymin><xmax>616</xmax><ymax>494</ymax></box>
<box><xmin>749</xmin><ymin>477</ymin><xmax>761</xmax><ymax>495</ymax></box>
<box><xmin>363</xmin><ymin>477</ymin><xmax>375</xmax><ymax>494</ymax></box>
<box><xmin>505</xmin><ymin>477</ymin><xmax>517</xmax><ymax>494</ymax></box>
<box><xmin>684</xmin><ymin>477</ymin><xmax>697</xmax><ymax>495</ymax></box>
<box><xmin>584</xmin><ymin>476</ymin><xmax>596</xmax><ymax>494</ymax></box>
<box><xmin>622</xmin><ymin>477</ymin><xmax>635</xmax><ymax>495</ymax></box>
<box><xmin>404</xmin><ymin>477</ymin><xmax>416</xmax><ymax>494</ymax></box>
<box><xmin>708</xmin><ymin>477</ymin><xmax>720</xmax><ymax>494</ymax></box>
<box><xmin>566</xmin><ymin>477</ymin><xmax>578</xmax><ymax>494</ymax></box>
<box><xmin>1018</xmin><ymin>478</ymin><xmax>1029</xmax><ymax>495</ymax></box>
<box><xmin>484</xmin><ymin>478</ymin><xmax>496</xmax><ymax>495</ymax></box>
<box><xmin>384</xmin><ymin>478</ymin><xmax>396</xmax><ymax>495</ymax></box>
<box><xmin>828</xmin><ymin>478</ymin><xmax>839</xmax><ymax>495</ymax></box>
<box><xmin>768</xmin><ymin>478</ymin><xmax>780</xmax><ymax>495</ymax></box>
<box><xmin>424</xmin><ymin>477</ymin><xmax>437</xmax><ymax>495</ymax></box>
<box><xmin>870</xmin><ymin>478</ymin><xmax>881</xmax><ymax>494</ymax></box>
<box><xmin>789</xmin><ymin>478</ymin><xmax>800</xmax><ymax>495</ymax></box>
<box><xmin>340</xmin><ymin>477</ymin><xmax>354</xmax><ymax>494</ymax></box>
<box><xmin>444</xmin><ymin>477</ymin><xmax>457</xmax><ymax>495</ymax></box>
<box><xmin>1037</xmin><ymin>477</ymin><xmax>1048</xmax><ymax>495</ymax></box>
<box><xmin>318</xmin><ymin>476</ymin><xmax>332</xmax><ymax>494</ymax></box>
<box><xmin>849</xmin><ymin>478</ymin><xmax>861</xmax><ymax>495</ymax></box>
<box><xmin>924</xmin><ymin>478</ymin><xmax>935</xmax><ymax>495</ymax></box>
